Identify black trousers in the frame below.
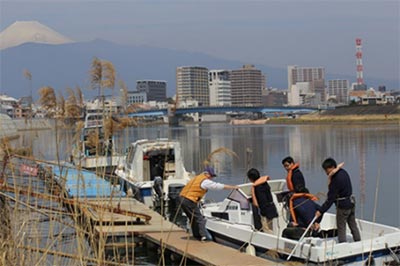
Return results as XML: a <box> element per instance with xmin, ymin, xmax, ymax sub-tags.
<box><xmin>179</xmin><ymin>196</ymin><xmax>206</xmax><ymax>239</ymax></box>
<box><xmin>336</xmin><ymin>206</ymin><xmax>361</xmax><ymax>243</ymax></box>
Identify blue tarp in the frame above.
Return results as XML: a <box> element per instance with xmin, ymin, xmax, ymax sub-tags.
<box><xmin>48</xmin><ymin>165</ymin><xmax>125</xmax><ymax>198</ymax></box>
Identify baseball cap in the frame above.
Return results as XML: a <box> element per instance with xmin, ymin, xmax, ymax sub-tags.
<box><xmin>204</xmin><ymin>166</ymin><xmax>217</xmax><ymax>177</ymax></box>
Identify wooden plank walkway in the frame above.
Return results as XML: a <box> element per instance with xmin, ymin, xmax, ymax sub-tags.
<box><xmin>81</xmin><ymin>197</ymin><xmax>280</xmax><ymax>265</ymax></box>
<box><xmin>83</xmin><ymin>198</ymin><xmax>183</xmax><ymax>236</ymax></box>
<box><xmin>144</xmin><ymin>231</ymin><xmax>277</xmax><ymax>266</ymax></box>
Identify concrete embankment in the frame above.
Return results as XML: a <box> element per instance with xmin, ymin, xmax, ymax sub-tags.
<box><xmin>13</xmin><ymin>118</ymin><xmax>51</xmax><ymax>131</ymax></box>
<box><xmin>270</xmin><ymin>104</ymin><xmax>400</xmax><ymax>124</ymax></box>
<box><xmin>1</xmin><ymin>116</ymin><xmax>52</xmax><ymax>156</ymax></box>
<box><xmin>0</xmin><ymin>114</ymin><xmax>19</xmax><ymax>140</ymax></box>
<box><xmin>0</xmin><ymin>116</ymin><xmax>51</xmax><ymax>140</ymax></box>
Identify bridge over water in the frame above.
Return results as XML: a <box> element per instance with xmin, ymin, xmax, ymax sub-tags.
<box><xmin>127</xmin><ymin>106</ymin><xmax>317</xmax><ymax>118</ymax></box>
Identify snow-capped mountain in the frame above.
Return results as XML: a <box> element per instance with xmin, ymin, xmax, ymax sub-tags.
<box><xmin>0</xmin><ymin>21</ymin><xmax>73</xmax><ymax>50</ymax></box>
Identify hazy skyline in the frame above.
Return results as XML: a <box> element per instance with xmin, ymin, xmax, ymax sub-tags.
<box><xmin>1</xmin><ymin>1</ymin><xmax>399</xmax><ymax>85</ymax></box>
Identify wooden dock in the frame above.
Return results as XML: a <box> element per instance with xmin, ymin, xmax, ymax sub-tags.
<box><xmin>145</xmin><ymin>231</ymin><xmax>278</xmax><ymax>266</ymax></box>
<box><xmin>83</xmin><ymin>198</ymin><xmax>183</xmax><ymax>235</ymax></box>
<box><xmin>83</xmin><ymin>197</ymin><xmax>277</xmax><ymax>266</ymax></box>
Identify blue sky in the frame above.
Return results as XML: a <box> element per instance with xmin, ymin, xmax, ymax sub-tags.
<box><xmin>1</xmin><ymin>0</ymin><xmax>399</xmax><ymax>83</ymax></box>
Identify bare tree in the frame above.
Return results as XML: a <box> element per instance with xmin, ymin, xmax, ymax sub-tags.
<box><xmin>101</xmin><ymin>61</ymin><xmax>115</xmax><ymax>91</ymax></box>
<box><xmin>23</xmin><ymin>69</ymin><xmax>33</xmax><ymax>118</ymax></box>
<box><xmin>89</xmin><ymin>57</ymin><xmax>116</xmax><ymax>112</ymax></box>
<box><xmin>57</xmin><ymin>91</ymin><xmax>65</xmax><ymax>118</ymax></box>
<box><xmin>76</xmin><ymin>86</ymin><xmax>84</xmax><ymax>115</ymax></box>
<box><xmin>38</xmin><ymin>86</ymin><xmax>57</xmax><ymax>117</ymax></box>
<box><xmin>118</xmin><ymin>80</ymin><xmax>128</xmax><ymax>114</ymax></box>
<box><xmin>66</xmin><ymin>87</ymin><xmax>80</xmax><ymax>118</ymax></box>
<box><xmin>90</xmin><ymin>57</ymin><xmax>102</xmax><ymax>101</ymax></box>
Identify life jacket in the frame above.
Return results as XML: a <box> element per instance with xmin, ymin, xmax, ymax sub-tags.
<box><xmin>289</xmin><ymin>193</ymin><xmax>318</xmax><ymax>225</ymax></box>
<box><xmin>286</xmin><ymin>163</ymin><xmax>300</xmax><ymax>192</ymax></box>
<box><xmin>179</xmin><ymin>173</ymin><xmax>208</xmax><ymax>203</ymax></box>
<box><xmin>251</xmin><ymin>175</ymin><xmax>270</xmax><ymax>207</ymax></box>
<box><xmin>328</xmin><ymin>162</ymin><xmax>345</xmax><ymax>185</ymax></box>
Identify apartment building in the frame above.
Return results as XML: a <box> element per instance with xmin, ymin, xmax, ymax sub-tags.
<box><xmin>209</xmin><ymin>70</ymin><xmax>231</xmax><ymax>106</ymax></box>
<box><xmin>176</xmin><ymin>66</ymin><xmax>209</xmax><ymax>106</ymax></box>
<box><xmin>230</xmin><ymin>65</ymin><xmax>263</xmax><ymax>106</ymax></box>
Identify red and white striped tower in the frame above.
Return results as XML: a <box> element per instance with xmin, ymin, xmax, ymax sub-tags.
<box><xmin>355</xmin><ymin>38</ymin><xmax>364</xmax><ymax>85</ymax></box>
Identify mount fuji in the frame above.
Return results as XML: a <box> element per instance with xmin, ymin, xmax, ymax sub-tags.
<box><xmin>0</xmin><ymin>21</ymin><xmax>73</xmax><ymax>50</ymax></box>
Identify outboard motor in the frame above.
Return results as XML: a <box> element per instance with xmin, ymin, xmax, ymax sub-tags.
<box><xmin>167</xmin><ymin>183</ymin><xmax>184</xmax><ymax>222</ymax></box>
<box><xmin>153</xmin><ymin>176</ymin><xmax>164</xmax><ymax>215</ymax></box>
<box><xmin>153</xmin><ymin>176</ymin><xmax>164</xmax><ymax>199</ymax></box>
<box><xmin>127</xmin><ymin>184</ymin><xmax>143</xmax><ymax>203</ymax></box>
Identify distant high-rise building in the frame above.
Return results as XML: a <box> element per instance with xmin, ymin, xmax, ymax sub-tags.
<box><xmin>287</xmin><ymin>65</ymin><xmax>326</xmax><ymax>106</ymax></box>
<box><xmin>230</xmin><ymin>64</ymin><xmax>263</xmax><ymax>106</ymax></box>
<box><xmin>209</xmin><ymin>70</ymin><xmax>231</xmax><ymax>106</ymax></box>
<box><xmin>378</xmin><ymin>85</ymin><xmax>386</xmax><ymax>92</ymax></box>
<box><xmin>328</xmin><ymin>79</ymin><xmax>349</xmax><ymax>104</ymax></box>
<box><xmin>176</xmin><ymin>66</ymin><xmax>209</xmax><ymax>106</ymax></box>
<box><xmin>136</xmin><ymin>80</ymin><xmax>167</xmax><ymax>102</ymax></box>
<box><xmin>288</xmin><ymin>65</ymin><xmax>325</xmax><ymax>90</ymax></box>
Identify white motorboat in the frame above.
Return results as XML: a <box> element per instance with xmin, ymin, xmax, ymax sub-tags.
<box><xmin>202</xmin><ymin>180</ymin><xmax>400</xmax><ymax>265</ymax></box>
<box><xmin>115</xmin><ymin>138</ymin><xmax>192</xmax><ymax>208</ymax></box>
<box><xmin>71</xmin><ymin>113</ymin><xmax>124</xmax><ymax>174</ymax></box>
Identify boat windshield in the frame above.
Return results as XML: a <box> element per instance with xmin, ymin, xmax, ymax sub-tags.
<box><xmin>227</xmin><ymin>189</ymin><xmax>250</xmax><ymax>210</ymax></box>
<box><xmin>85</xmin><ymin>113</ymin><xmax>103</xmax><ymax>127</ymax></box>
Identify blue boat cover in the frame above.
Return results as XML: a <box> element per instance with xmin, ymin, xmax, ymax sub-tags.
<box><xmin>47</xmin><ymin>165</ymin><xmax>125</xmax><ymax>198</ymax></box>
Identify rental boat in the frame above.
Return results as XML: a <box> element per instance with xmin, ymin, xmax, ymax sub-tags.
<box><xmin>202</xmin><ymin>180</ymin><xmax>400</xmax><ymax>265</ymax></box>
<box><xmin>71</xmin><ymin>113</ymin><xmax>124</xmax><ymax>174</ymax></box>
<box><xmin>115</xmin><ymin>138</ymin><xmax>192</xmax><ymax>208</ymax></box>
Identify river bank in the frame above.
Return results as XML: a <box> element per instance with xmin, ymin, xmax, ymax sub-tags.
<box><xmin>269</xmin><ymin>113</ymin><xmax>400</xmax><ymax>124</ymax></box>
<box><xmin>274</xmin><ymin>104</ymin><xmax>400</xmax><ymax>124</ymax></box>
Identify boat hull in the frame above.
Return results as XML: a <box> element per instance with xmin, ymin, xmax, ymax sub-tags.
<box><xmin>206</xmin><ymin>218</ymin><xmax>400</xmax><ymax>265</ymax></box>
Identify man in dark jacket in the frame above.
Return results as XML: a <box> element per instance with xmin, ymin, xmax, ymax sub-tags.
<box><xmin>282</xmin><ymin>156</ymin><xmax>306</xmax><ymax>193</ymax></box>
<box><xmin>282</xmin><ymin>191</ymin><xmax>322</xmax><ymax>240</ymax></box>
<box><xmin>316</xmin><ymin>158</ymin><xmax>361</xmax><ymax>243</ymax></box>
<box><xmin>247</xmin><ymin>168</ymin><xmax>278</xmax><ymax>233</ymax></box>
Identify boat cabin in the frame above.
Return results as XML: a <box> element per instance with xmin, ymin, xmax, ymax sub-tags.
<box><xmin>124</xmin><ymin>139</ymin><xmax>187</xmax><ymax>182</ymax></box>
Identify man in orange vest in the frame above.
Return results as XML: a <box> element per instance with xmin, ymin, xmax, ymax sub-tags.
<box><xmin>179</xmin><ymin>166</ymin><xmax>238</xmax><ymax>241</ymax></box>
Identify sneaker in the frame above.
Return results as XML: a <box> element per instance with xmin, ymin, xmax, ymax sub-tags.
<box><xmin>200</xmin><ymin>236</ymin><xmax>207</xmax><ymax>242</ymax></box>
